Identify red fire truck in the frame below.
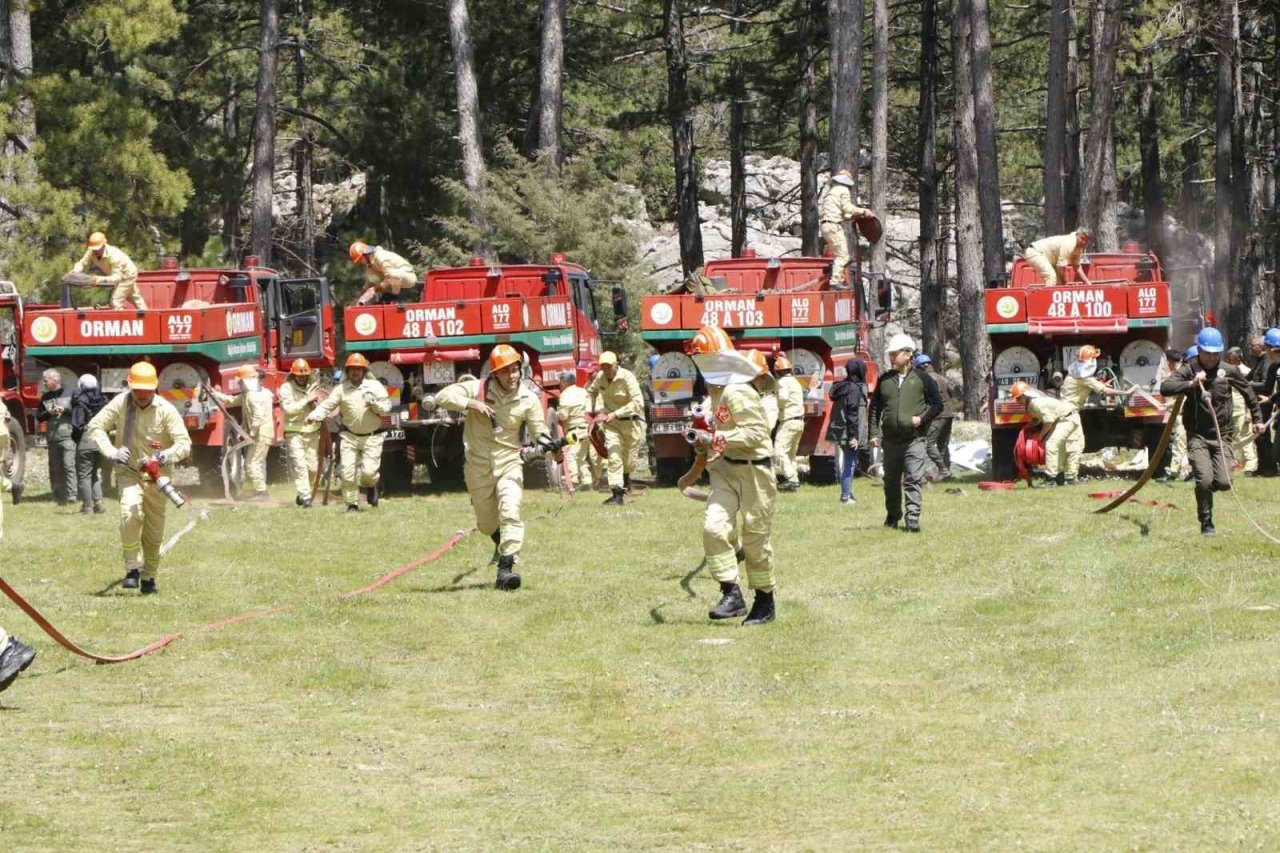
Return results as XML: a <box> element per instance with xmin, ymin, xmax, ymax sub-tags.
<box><xmin>1</xmin><ymin>280</ymin><xmax>27</xmax><ymax>492</ymax></box>
<box><xmin>17</xmin><ymin>258</ymin><xmax>335</xmax><ymax>493</ymax></box>
<box><xmin>640</xmin><ymin>249</ymin><xmax>890</xmax><ymax>485</ymax></box>
<box><xmin>986</xmin><ymin>246</ymin><xmax>1194</xmax><ymax>481</ymax></box>
<box><xmin>341</xmin><ymin>255</ymin><xmax>621</xmax><ymax>488</ymax></box>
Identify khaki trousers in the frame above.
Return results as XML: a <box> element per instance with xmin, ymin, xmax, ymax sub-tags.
<box><xmin>110</xmin><ymin>278</ymin><xmax>147</xmax><ymax>310</ymax></box>
<box><xmin>821</xmin><ymin>222</ymin><xmax>850</xmax><ymax>284</ymax></box>
<box><xmin>246</xmin><ymin>432</ymin><xmax>271</xmax><ymax>494</ymax></box>
<box><xmin>287</xmin><ymin>431</ymin><xmax>321</xmax><ymax>500</ymax></box>
<box><xmin>1024</xmin><ymin>248</ymin><xmax>1059</xmax><ymax>286</ymax></box>
<box><xmin>703</xmin><ymin>460</ymin><xmax>776</xmax><ymax>591</ymax></box>
<box><xmin>1231</xmin><ymin>391</ymin><xmax>1257</xmax><ymax>472</ymax></box>
<box><xmin>120</xmin><ymin>482</ymin><xmax>168</xmax><ymax>579</ymax></box>
<box><xmin>603</xmin><ymin>418</ymin><xmax>645</xmax><ymax>488</ymax></box>
<box><xmin>1044</xmin><ymin>415</ymin><xmax>1084</xmax><ymax>478</ymax></box>
<box><xmin>1170</xmin><ymin>419</ymin><xmax>1188</xmax><ymax>472</ymax></box>
<box><xmin>467</xmin><ymin>468</ymin><xmax>524</xmax><ymax>557</ymax></box>
<box><xmin>340</xmin><ymin>431</ymin><xmax>383</xmax><ymax>505</ymax></box>
<box><xmin>773</xmin><ymin>418</ymin><xmax>804</xmax><ymax>482</ymax></box>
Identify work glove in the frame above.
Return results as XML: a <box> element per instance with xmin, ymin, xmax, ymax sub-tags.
<box><xmin>154</xmin><ymin>449</ymin><xmax>170</xmax><ymax>466</ymax></box>
<box><xmin>111</xmin><ymin>446</ymin><xmax>131</xmax><ymax>466</ymax></box>
<box><xmin>362</xmin><ymin>392</ymin><xmax>377</xmax><ymax>405</ymax></box>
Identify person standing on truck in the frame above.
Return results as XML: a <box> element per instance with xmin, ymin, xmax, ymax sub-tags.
<box><xmin>772</xmin><ymin>356</ymin><xmax>806</xmax><ymax>492</ymax></box>
<box><xmin>71</xmin><ymin>374</ymin><xmax>107</xmax><ymax>514</ymax></box>
<box><xmin>86</xmin><ymin>362</ymin><xmax>192</xmax><ymax>595</ymax></box>
<box><xmin>307</xmin><ymin>353</ymin><xmax>391</xmax><ymax>512</ymax></box>
<box><xmin>434</xmin><ymin>345</ymin><xmax>559</xmax><ymax>591</ymax></box>
<box><xmin>870</xmin><ymin>334</ymin><xmax>942</xmax><ymax>532</ymax></box>
<box><xmin>278</xmin><ymin>358</ymin><xmax>326</xmax><ymax>507</ymax></box>
<box><xmin>1160</xmin><ymin>327</ymin><xmax>1263</xmax><ymax>536</ymax></box>
<box><xmin>211</xmin><ymin>365</ymin><xmax>276</xmax><ymax>502</ymax></box>
<box><xmin>71</xmin><ymin>232</ymin><xmax>143</xmax><ymax>310</ymax></box>
<box><xmin>684</xmin><ymin>325</ymin><xmax>778</xmax><ymax>626</ymax></box>
<box><xmin>913</xmin><ymin>353</ymin><xmax>959</xmax><ymax>481</ymax></box>
<box><xmin>1060</xmin><ymin>345</ymin><xmax>1127</xmax><ymax>410</ymax></box>
<box><xmin>827</xmin><ymin>359</ymin><xmax>868</xmax><ymax>505</ymax></box>
<box><xmin>350</xmin><ymin>241</ymin><xmax>418</xmax><ymax>306</ymax></box>
<box><xmin>555</xmin><ymin>370</ymin><xmax>594</xmax><ymax>494</ymax></box>
<box><xmin>1022</xmin><ymin>227</ymin><xmax>1092</xmax><ymax>287</ymax></box>
<box><xmin>37</xmin><ymin>369</ymin><xmax>77</xmax><ymax>507</ymax></box>
<box><xmin>588</xmin><ymin>351</ymin><xmax>645</xmax><ymax>506</ymax></box>
<box><xmin>1226</xmin><ymin>347</ymin><xmax>1260</xmax><ymax>475</ymax></box>
<box><xmin>1010</xmin><ymin>381</ymin><xmax>1084</xmax><ymax>486</ymax></box>
<box><xmin>819</xmin><ymin>170</ymin><xmax>877</xmax><ymax>286</ymax></box>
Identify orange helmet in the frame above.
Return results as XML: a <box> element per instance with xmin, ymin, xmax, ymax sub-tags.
<box><xmin>745</xmin><ymin>350</ymin><xmax>769</xmax><ymax>376</ymax></box>
<box><xmin>489</xmin><ymin>344</ymin><xmax>521</xmax><ymax>372</ymax></box>
<box><xmin>290</xmin><ymin>358</ymin><xmax>312</xmax><ymax>377</ymax></box>
<box><xmin>1076</xmin><ymin>345</ymin><xmax>1100</xmax><ymax>361</ymax></box>
<box><xmin>688</xmin><ymin>325</ymin><xmax>734</xmax><ymax>355</ymax></box>
<box><xmin>345</xmin><ymin>353</ymin><xmax>370</xmax><ymax>369</ymax></box>
<box><xmin>774</xmin><ymin>355</ymin><xmax>792</xmax><ymax>371</ymax></box>
<box><xmin>1009</xmin><ymin>380</ymin><xmax>1032</xmax><ymax>400</ymax></box>
<box><xmin>349</xmin><ymin>240</ymin><xmax>370</xmax><ymax>263</ymax></box>
<box><xmin>127</xmin><ymin>362</ymin><xmax>158</xmax><ymax>390</ymax></box>
<box><xmin>237</xmin><ymin>364</ymin><xmax>259</xmax><ymax>379</ymax></box>
<box><xmin>88</xmin><ymin>231</ymin><xmax>107</xmax><ymax>249</ymax></box>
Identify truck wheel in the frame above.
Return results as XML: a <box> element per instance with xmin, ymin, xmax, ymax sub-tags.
<box><xmin>380</xmin><ymin>445</ymin><xmax>413</xmax><ymax>493</ymax></box>
<box><xmin>655</xmin><ymin>456</ymin><xmax>688</xmax><ymax>486</ymax></box>
<box><xmin>222</xmin><ymin>445</ymin><xmax>245</xmax><ymax>499</ymax></box>
<box><xmin>2</xmin><ymin>412</ymin><xmax>26</xmax><ymax>494</ymax></box>
<box><xmin>808</xmin><ymin>454</ymin><xmax>837</xmax><ymax>485</ymax></box>
<box><xmin>991</xmin><ymin>428</ymin><xmax>1017</xmax><ymax>482</ymax></box>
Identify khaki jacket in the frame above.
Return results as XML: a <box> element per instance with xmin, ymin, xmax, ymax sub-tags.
<box><xmin>1027</xmin><ymin>233</ymin><xmax>1083</xmax><ymax>267</ymax></box>
<box><xmin>1061</xmin><ymin>375</ymin><xmax>1106</xmax><ymax>409</ymax></box>
<box><xmin>1028</xmin><ymin>395</ymin><xmax>1079</xmax><ymax>426</ymax></box>
<box><xmin>587</xmin><ymin>367</ymin><xmax>644</xmax><ymax>418</ymax></box>
<box><xmin>87</xmin><ymin>391</ymin><xmax>192</xmax><ymax>486</ymax></box>
<box><xmin>279</xmin><ymin>378</ymin><xmax>322</xmax><ymax>434</ymax></box>
<box><xmin>312</xmin><ymin>377</ymin><xmax>391</xmax><ymax>434</ymax></box>
<box><xmin>776</xmin><ymin>375</ymin><xmax>806</xmax><ymax>422</ymax></box>
<box><xmin>707</xmin><ymin>384</ymin><xmax>772</xmax><ymax>463</ymax></box>
<box><xmin>556</xmin><ymin>385</ymin><xmax>591</xmax><ymax>432</ymax></box>
<box><xmin>365</xmin><ymin>248</ymin><xmax>417</xmax><ymax>294</ymax></box>
<box><xmin>212</xmin><ymin>386</ymin><xmax>275</xmax><ymax>440</ymax></box>
<box><xmin>760</xmin><ymin>390</ymin><xmax>779</xmax><ymax>433</ymax></box>
<box><xmin>73</xmin><ymin>245</ymin><xmax>138</xmax><ymax>286</ymax></box>
<box><xmin>436</xmin><ymin>377</ymin><xmax>549</xmax><ymax>480</ymax></box>
<box><xmin>819</xmin><ymin>184</ymin><xmax>870</xmax><ymax>225</ymax></box>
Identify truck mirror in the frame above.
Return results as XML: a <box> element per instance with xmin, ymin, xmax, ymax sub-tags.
<box><xmin>541</xmin><ymin>268</ymin><xmax>562</xmax><ymax>294</ymax></box>
<box><xmin>611</xmin><ymin>283</ymin><xmax>628</xmax><ymax>330</ymax></box>
<box><xmin>874</xmin><ymin>274</ymin><xmax>893</xmax><ymax>322</ymax></box>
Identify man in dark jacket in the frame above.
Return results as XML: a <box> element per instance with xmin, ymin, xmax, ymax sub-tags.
<box><xmin>1249</xmin><ymin>329</ymin><xmax>1280</xmax><ymax>476</ymax></box>
<box><xmin>827</xmin><ymin>359</ymin><xmax>867</xmax><ymax>504</ymax></box>
<box><xmin>1160</xmin><ymin>327</ymin><xmax>1263</xmax><ymax>536</ymax></box>
<box><xmin>871</xmin><ymin>334</ymin><xmax>943</xmax><ymax>533</ymax></box>
<box><xmin>70</xmin><ymin>374</ymin><xmax>108</xmax><ymax>514</ymax></box>
<box><xmin>37</xmin><ymin>368</ymin><xmax>77</xmax><ymax>506</ymax></box>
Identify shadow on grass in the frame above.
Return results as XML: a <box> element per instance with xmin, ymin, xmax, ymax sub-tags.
<box><xmin>652</xmin><ymin>560</ymin><xmax>708</xmax><ymax>624</ymax></box>
<box><xmin>91</xmin><ymin>578</ymin><xmax>124</xmax><ymax>596</ymax></box>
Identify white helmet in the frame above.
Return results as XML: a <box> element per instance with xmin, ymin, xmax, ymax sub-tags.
<box><xmin>886</xmin><ymin>333</ymin><xmax>916</xmax><ymax>356</ymax></box>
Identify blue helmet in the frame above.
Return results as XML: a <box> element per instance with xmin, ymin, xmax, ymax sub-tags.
<box><xmin>1264</xmin><ymin>328</ymin><xmax>1280</xmax><ymax>349</ymax></box>
<box><xmin>1184</xmin><ymin>346</ymin><xmax>1199</xmax><ymax>361</ymax></box>
<box><xmin>646</xmin><ymin>353</ymin><xmax>660</xmax><ymax>371</ymax></box>
<box><xmin>913</xmin><ymin>353</ymin><xmax>932</xmax><ymax>367</ymax></box>
<box><xmin>1195</xmin><ymin>327</ymin><xmax>1225</xmax><ymax>354</ymax></box>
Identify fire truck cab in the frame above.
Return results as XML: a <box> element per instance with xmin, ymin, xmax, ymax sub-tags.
<box><xmin>18</xmin><ymin>259</ymin><xmax>334</xmax><ymax>492</ymax></box>
<box><xmin>986</xmin><ymin>246</ymin><xmax>1180</xmax><ymax>481</ymax></box>
<box><xmin>640</xmin><ymin>250</ymin><xmax>889</xmax><ymax>485</ymax></box>
<box><xmin>341</xmin><ymin>255</ymin><xmax>614</xmax><ymax>488</ymax></box>
<box><xmin>0</xmin><ymin>280</ymin><xmax>26</xmax><ymax>493</ymax></box>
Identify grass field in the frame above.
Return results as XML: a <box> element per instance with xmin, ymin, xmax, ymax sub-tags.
<box><xmin>3</xmin><ymin>466</ymin><xmax>1280</xmax><ymax>849</ymax></box>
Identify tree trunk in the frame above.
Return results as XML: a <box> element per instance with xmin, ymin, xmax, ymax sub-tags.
<box><xmin>827</xmin><ymin>0</ymin><xmax>862</xmax><ymax>176</ymax></box>
<box><xmin>798</xmin><ymin>0</ymin><xmax>821</xmax><ymax>256</ymax></box>
<box><xmin>1063</xmin><ymin>0</ymin><xmax>1081</xmax><ymax>231</ymax></box>
<box><xmin>918</xmin><ymin>0</ymin><xmax>942</xmax><ymax>356</ymax></box>
<box><xmin>447</xmin><ymin>0</ymin><xmax>487</xmax><ymax>246</ymax></box>
<box><xmin>953</xmin><ymin>0</ymin><xmax>988</xmax><ymax>418</ymax></box>
<box><xmin>294</xmin><ymin>0</ymin><xmax>314</xmax><ymax>271</ymax></box>
<box><xmin>728</xmin><ymin>0</ymin><xmax>748</xmax><ymax>257</ymax></box>
<box><xmin>1138</xmin><ymin>53</ymin><xmax>1164</xmax><ymax>260</ymax></box>
<box><xmin>1214</xmin><ymin>0</ymin><xmax>1237</xmax><ymax>334</ymax></box>
<box><xmin>1044</xmin><ymin>0</ymin><xmax>1069</xmax><ymax>234</ymax></box>
<box><xmin>868</xmin><ymin>0</ymin><xmax>888</xmax><ymax>274</ymax></box>
<box><xmin>663</xmin><ymin>0</ymin><xmax>703</xmax><ymax>274</ymax></box>
<box><xmin>221</xmin><ymin>77</ymin><xmax>241</xmax><ymax>260</ymax></box>
<box><xmin>1179</xmin><ymin>49</ymin><xmax>1201</xmax><ymax>233</ymax></box>
<box><xmin>968</xmin><ymin>0</ymin><xmax>1003</xmax><ymax>284</ymax></box>
<box><xmin>1082</xmin><ymin>0</ymin><xmax>1118</xmax><ymax>249</ymax></box>
<box><xmin>535</xmin><ymin>0</ymin><xmax>565</xmax><ymax>166</ymax></box>
<box><xmin>0</xmin><ymin>0</ymin><xmax>37</xmax><ymax>231</ymax></box>
<box><xmin>250</xmin><ymin>0</ymin><xmax>281</xmax><ymax>265</ymax></box>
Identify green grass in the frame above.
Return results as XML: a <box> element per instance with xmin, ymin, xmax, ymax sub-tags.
<box><xmin>3</xmin><ymin>472</ymin><xmax>1280</xmax><ymax>849</ymax></box>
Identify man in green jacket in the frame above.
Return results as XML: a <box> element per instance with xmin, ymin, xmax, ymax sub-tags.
<box><xmin>870</xmin><ymin>333</ymin><xmax>943</xmax><ymax>533</ymax></box>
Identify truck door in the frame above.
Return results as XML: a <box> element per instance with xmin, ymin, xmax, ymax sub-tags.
<box><xmin>272</xmin><ymin>277</ymin><xmax>331</xmax><ymax>362</ymax></box>
<box><xmin>567</xmin><ymin>273</ymin><xmax>600</xmax><ymax>361</ymax></box>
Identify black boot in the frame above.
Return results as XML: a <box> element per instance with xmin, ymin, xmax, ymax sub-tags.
<box><xmin>495</xmin><ymin>555</ymin><xmax>521</xmax><ymax>590</ymax></box>
<box><xmin>365</xmin><ymin>482</ymin><xmax>379</xmax><ymax>507</ymax></box>
<box><xmin>743</xmin><ymin>590</ymin><xmax>776</xmax><ymax>626</ymax></box>
<box><xmin>1196</xmin><ymin>487</ymin><xmax>1215</xmax><ymax>536</ymax></box>
<box><xmin>735</xmin><ymin>547</ymin><xmax>746</xmax><ymax>563</ymax></box>
<box><xmin>708</xmin><ymin>582</ymin><xmax>747</xmax><ymax>620</ymax></box>
<box><xmin>121</xmin><ymin>568</ymin><xmax>140</xmax><ymax>589</ymax></box>
<box><xmin>140</xmin><ymin>579</ymin><xmax>157</xmax><ymax>595</ymax></box>
<box><xmin>11</xmin><ymin>482</ymin><xmax>22</xmax><ymax>504</ymax></box>
<box><xmin>603</xmin><ymin>487</ymin><xmax>625</xmax><ymax>506</ymax></box>
<box><xmin>346</xmin><ymin>503</ymin><xmax>361</xmax><ymax>513</ymax></box>
<box><xmin>0</xmin><ymin>637</ymin><xmax>37</xmax><ymax>694</ymax></box>
<box><xmin>623</xmin><ymin>473</ymin><xmax>632</xmax><ymax>493</ymax></box>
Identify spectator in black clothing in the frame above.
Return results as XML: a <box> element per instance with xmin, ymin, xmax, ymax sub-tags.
<box><xmin>827</xmin><ymin>359</ymin><xmax>867</xmax><ymax>505</ymax></box>
<box><xmin>70</xmin><ymin>374</ymin><xmax>108</xmax><ymax>514</ymax></box>
<box><xmin>37</xmin><ymin>369</ymin><xmax>76</xmax><ymax>506</ymax></box>
<box><xmin>1250</xmin><ymin>333</ymin><xmax>1279</xmax><ymax>475</ymax></box>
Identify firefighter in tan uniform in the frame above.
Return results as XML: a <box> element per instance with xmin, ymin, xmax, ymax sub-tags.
<box><xmin>555</xmin><ymin>370</ymin><xmax>594</xmax><ymax>493</ymax></box>
<box><xmin>307</xmin><ymin>353</ymin><xmax>391</xmax><ymax>511</ymax></box>
<box><xmin>211</xmin><ymin>365</ymin><xmax>276</xmax><ymax>501</ymax></box>
<box><xmin>1022</xmin><ymin>228</ymin><xmax>1093</xmax><ymax>287</ymax></box>
<box><xmin>87</xmin><ymin>362</ymin><xmax>192</xmax><ymax>594</ymax></box>
<box><xmin>278</xmin><ymin>358</ymin><xmax>325</xmax><ymax>507</ymax></box>
<box><xmin>819</xmin><ymin>170</ymin><xmax>875</xmax><ymax>285</ymax></box>
<box><xmin>72</xmin><ymin>231</ymin><xmax>143</xmax><ymax>309</ymax></box>
<box><xmin>435</xmin><ymin>345</ymin><xmax>557</xmax><ymax>591</ymax></box>
<box><xmin>746</xmin><ymin>351</ymin><xmax>779</xmax><ymax>433</ymax></box>
<box><xmin>1060</xmin><ymin>345</ymin><xmax>1126</xmax><ymax>410</ymax></box>
<box><xmin>1226</xmin><ymin>347</ymin><xmax>1259</xmax><ymax>473</ymax></box>
<box><xmin>588</xmin><ymin>351</ymin><xmax>645</xmax><ymax>505</ymax></box>
<box><xmin>772</xmin><ymin>355</ymin><xmax>806</xmax><ymax>491</ymax></box>
<box><xmin>1011</xmin><ymin>381</ymin><xmax>1083</xmax><ymax>486</ymax></box>
<box><xmin>684</xmin><ymin>326</ymin><xmax>777</xmax><ymax>626</ymax></box>
<box><xmin>350</xmin><ymin>240</ymin><xmax>418</xmax><ymax>305</ymax></box>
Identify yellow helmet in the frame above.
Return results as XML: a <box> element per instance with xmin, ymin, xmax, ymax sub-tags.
<box><xmin>599</xmin><ymin>350</ymin><xmax>619</xmax><ymax>366</ymax></box>
<box><xmin>88</xmin><ymin>231</ymin><xmax>108</xmax><ymax>249</ymax></box>
<box><xmin>127</xmin><ymin>362</ymin><xmax>158</xmax><ymax>390</ymax></box>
